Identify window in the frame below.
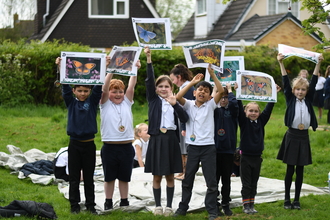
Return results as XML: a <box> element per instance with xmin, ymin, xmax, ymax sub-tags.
<box><xmin>197</xmin><ymin>0</ymin><xmax>206</xmax><ymax>15</ymax></box>
<box><xmin>89</xmin><ymin>0</ymin><xmax>129</xmax><ymax>18</ymax></box>
<box><xmin>268</xmin><ymin>0</ymin><xmax>299</xmax><ymax>18</ymax></box>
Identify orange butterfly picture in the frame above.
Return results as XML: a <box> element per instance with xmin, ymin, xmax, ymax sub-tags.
<box><xmin>72</xmin><ymin>60</ymin><xmax>96</xmax><ymax>75</ymax></box>
<box><xmin>115</xmin><ymin>57</ymin><xmax>130</xmax><ymax>67</ymax></box>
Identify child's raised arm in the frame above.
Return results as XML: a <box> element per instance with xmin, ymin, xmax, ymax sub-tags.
<box><xmin>176</xmin><ymin>73</ymin><xmax>203</xmax><ymax>106</ymax></box>
<box><xmin>101</xmin><ymin>56</ymin><xmax>113</xmax><ymax>104</ymax></box>
<box><xmin>208</xmin><ymin>64</ymin><xmax>224</xmax><ymax>104</ymax></box>
<box><xmin>277</xmin><ymin>53</ymin><xmax>288</xmax><ymax>76</ymax></box>
<box><xmin>312</xmin><ymin>54</ymin><xmax>324</xmax><ymax>76</ymax></box>
<box><xmin>145</xmin><ymin>47</ymin><xmax>151</xmax><ymax>63</ymax></box>
<box><xmin>126</xmin><ymin>60</ymin><xmax>141</xmax><ymax>102</ymax></box>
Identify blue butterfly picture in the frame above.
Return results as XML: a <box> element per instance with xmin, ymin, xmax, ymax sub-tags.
<box><xmin>137</xmin><ymin>25</ymin><xmax>156</xmax><ymax>43</ymax></box>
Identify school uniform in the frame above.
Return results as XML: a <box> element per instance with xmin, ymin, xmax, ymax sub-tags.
<box><xmin>100</xmin><ymin>96</ymin><xmax>135</xmax><ymax>182</ymax></box>
<box><xmin>177</xmin><ymin>99</ymin><xmax>218</xmax><ymax>217</ymax></box>
<box><xmin>133</xmin><ymin>138</ymin><xmax>149</xmax><ymax>168</ymax></box>
<box><xmin>277</xmin><ymin>75</ymin><xmax>318</xmax><ymax>166</ymax></box>
<box><xmin>144</xmin><ymin>63</ymin><xmax>189</xmax><ymax>175</ymax></box>
<box><xmin>214</xmin><ymin>92</ymin><xmax>238</xmax><ymax>205</ymax></box>
<box><xmin>237</xmin><ymin>100</ymin><xmax>274</xmax><ymax>206</ymax></box>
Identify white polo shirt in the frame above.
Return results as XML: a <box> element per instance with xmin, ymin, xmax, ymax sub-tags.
<box><xmin>100</xmin><ymin>96</ymin><xmax>134</xmax><ymax>141</ymax></box>
<box><xmin>183</xmin><ymin>99</ymin><xmax>217</xmax><ymax>145</ymax></box>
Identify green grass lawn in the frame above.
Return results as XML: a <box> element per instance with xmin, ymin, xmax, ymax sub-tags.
<box><xmin>0</xmin><ymin>94</ymin><xmax>330</xmax><ymax>219</ymax></box>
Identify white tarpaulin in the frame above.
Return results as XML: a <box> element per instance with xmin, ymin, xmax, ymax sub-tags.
<box><xmin>1</xmin><ymin>145</ymin><xmax>328</xmax><ymax>214</ymax></box>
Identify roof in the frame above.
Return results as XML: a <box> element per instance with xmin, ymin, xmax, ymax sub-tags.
<box><xmin>30</xmin><ymin>0</ymin><xmax>159</xmax><ymax>48</ymax></box>
<box><xmin>228</xmin><ymin>12</ymin><xmax>322</xmax><ymax>43</ymax></box>
<box><xmin>174</xmin><ymin>0</ymin><xmax>254</xmax><ymax>43</ymax></box>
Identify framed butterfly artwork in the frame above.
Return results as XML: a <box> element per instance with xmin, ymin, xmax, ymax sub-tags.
<box><xmin>60</xmin><ymin>52</ymin><xmax>106</xmax><ymax>85</ymax></box>
<box><xmin>132</xmin><ymin>17</ymin><xmax>172</xmax><ymax>50</ymax></box>
<box><xmin>205</xmin><ymin>56</ymin><xmax>245</xmax><ymax>86</ymax></box>
<box><xmin>278</xmin><ymin>44</ymin><xmax>321</xmax><ymax>64</ymax></box>
<box><xmin>182</xmin><ymin>39</ymin><xmax>225</xmax><ymax>72</ymax></box>
<box><xmin>236</xmin><ymin>70</ymin><xmax>277</xmax><ymax>102</ymax></box>
<box><xmin>107</xmin><ymin>46</ymin><xmax>142</xmax><ymax>76</ymax></box>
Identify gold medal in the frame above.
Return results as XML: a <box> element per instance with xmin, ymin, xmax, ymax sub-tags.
<box><xmin>119</xmin><ymin>125</ymin><xmax>125</xmax><ymax>132</ymax></box>
<box><xmin>298</xmin><ymin>123</ymin><xmax>305</xmax><ymax>130</ymax></box>
<box><xmin>190</xmin><ymin>134</ymin><xmax>196</xmax><ymax>142</ymax></box>
<box><xmin>160</xmin><ymin>127</ymin><xmax>167</xmax><ymax>133</ymax></box>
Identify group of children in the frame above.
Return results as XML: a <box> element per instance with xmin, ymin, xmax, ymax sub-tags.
<box><xmin>54</xmin><ymin>49</ymin><xmax>324</xmax><ymax>219</ymax></box>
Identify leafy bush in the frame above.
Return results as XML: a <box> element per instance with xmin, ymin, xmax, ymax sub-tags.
<box><xmin>1</xmin><ymin>39</ymin><xmax>329</xmax><ymax>106</ymax></box>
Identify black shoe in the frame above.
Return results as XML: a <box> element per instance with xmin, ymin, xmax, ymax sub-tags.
<box><xmin>292</xmin><ymin>201</ymin><xmax>301</xmax><ymax>210</ymax></box>
<box><xmin>70</xmin><ymin>205</ymin><xmax>80</xmax><ymax>214</ymax></box>
<box><xmin>217</xmin><ymin>206</ymin><xmax>224</xmax><ymax>216</ymax></box>
<box><xmin>87</xmin><ymin>207</ymin><xmax>98</xmax><ymax>215</ymax></box>
<box><xmin>173</xmin><ymin>208</ymin><xmax>187</xmax><ymax>217</ymax></box>
<box><xmin>120</xmin><ymin>199</ymin><xmax>129</xmax><ymax>207</ymax></box>
<box><xmin>104</xmin><ymin>200</ymin><xmax>113</xmax><ymax>210</ymax></box>
<box><xmin>284</xmin><ymin>200</ymin><xmax>292</xmax><ymax>209</ymax></box>
<box><xmin>222</xmin><ymin>204</ymin><xmax>233</xmax><ymax>216</ymax></box>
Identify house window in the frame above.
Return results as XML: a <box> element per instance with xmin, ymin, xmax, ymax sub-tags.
<box><xmin>197</xmin><ymin>0</ymin><xmax>206</xmax><ymax>15</ymax></box>
<box><xmin>89</xmin><ymin>0</ymin><xmax>129</xmax><ymax>18</ymax></box>
<box><xmin>268</xmin><ymin>0</ymin><xmax>299</xmax><ymax>18</ymax></box>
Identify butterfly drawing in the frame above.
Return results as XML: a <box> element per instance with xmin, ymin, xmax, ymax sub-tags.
<box><xmin>72</xmin><ymin>60</ymin><xmax>96</xmax><ymax>75</ymax></box>
<box><xmin>115</xmin><ymin>57</ymin><xmax>130</xmax><ymax>67</ymax></box>
<box><xmin>245</xmin><ymin>78</ymin><xmax>267</xmax><ymax>94</ymax></box>
<box><xmin>137</xmin><ymin>25</ymin><xmax>156</xmax><ymax>43</ymax></box>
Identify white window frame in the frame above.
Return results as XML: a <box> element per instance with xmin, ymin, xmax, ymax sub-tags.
<box><xmin>196</xmin><ymin>0</ymin><xmax>207</xmax><ymax>16</ymax></box>
<box><xmin>268</xmin><ymin>0</ymin><xmax>299</xmax><ymax>18</ymax></box>
<box><xmin>88</xmin><ymin>0</ymin><xmax>129</xmax><ymax>19</ymax></box>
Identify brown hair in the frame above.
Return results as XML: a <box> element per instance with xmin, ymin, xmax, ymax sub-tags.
<box><xmin>109</xmin><ymin>79</ymin><xmax>125</xmax><ymax>91</ymax></box>
<box><xmin>298</xmin><ymin>69</ymin><xmax>309</xmax><ymax>78</ymax></box>
<box><xmin>169</xmin><ymin>64</ymin><xmax>193</xmax><ymax>81</ymax></box>
<box><xmin>325</xmin><ymin>65</ymin><xmax>330</xmax><ymax>78</ymax></box>
<box><xmin>155</xmin><ymin>75</ymin><xmax>173</xmax><ymax>88</ymax></box>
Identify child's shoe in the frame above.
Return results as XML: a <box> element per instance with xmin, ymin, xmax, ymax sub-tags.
<box><xmin>153</xmin><ymin>206</ymin><xmax>163</xmax><ymax>215</ymax></box>
<box><xmin>242</xmin><ymin>203</ymin><xmax>251</xmax><ymax>214</ymax></box>
<box><xmin>163</xmin><ymin>207</ymin><xmax>173</xmax><ymax>216</ymax></box>
<box><xmin>249</xmin><ymin>203</ymin><xmax>258</xmax><ymax>214</ymax></box>
<box><xmin>222</xmin><ymin>204</ymin><xmax>233</xmax><ymax>216</ymax></box>
<box><xmin>104</xmin><ymin>199</ymin><xmax>113</xmax><ymax>210</ymax></box>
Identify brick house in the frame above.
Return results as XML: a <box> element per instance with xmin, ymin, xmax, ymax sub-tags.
<box><xmin>174</xmin><ymin>0</ymin><xmax>330</xmax><ymax>51</ymax></box>
<box><xmin>30</xmin><ymin>0</ymin><xmax>159</xmax><ymax>50</ymax></box>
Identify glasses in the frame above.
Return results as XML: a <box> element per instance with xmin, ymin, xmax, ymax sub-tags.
<box><xmin>220</xmin><ymin>96</ymin><xmax>228</xmax><ymax>100</ymax></box>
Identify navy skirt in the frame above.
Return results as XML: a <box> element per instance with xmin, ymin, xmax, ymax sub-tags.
<box><xmin>277</xmin><ymin>128</ymin><xmax>312</xmax><ymax>166</ymax></box>
<box><xmin>312</xmin><ymin>89</ymin><xmax>324</xmax><ymax>108</ymax></box>
<box><xmin>145</xmin><ymin>130</ymin><xmax>182</xmax><ymax>175</ymax></box>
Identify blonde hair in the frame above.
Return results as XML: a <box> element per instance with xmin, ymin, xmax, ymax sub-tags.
<box><xmin>134</xmin><ymin>123</ymin><xmax>148</xmax><ymax>140</ymax></box>
<box><xmin>292</xmin><ymin>77</ymin><xmax>309</xmax><ymax>93</ymax></box>
<box><xmin>109</xmin><ymin>79</ymin><xmax>125</xmax><ymax>91</ymax></box>
<box><xmin>298</xmin><ymin>69</ymin><xmax>309</xmax><ymax>78</ymax></box>
<box><xmin>245</xmin><ymin>102</ymin><xmax>260</xmax><ymax>112</ymax></box>
<box><xmin>325</xmin><ymin>65</ymin><xmax>330</xmax><ymax>78</ymax></box>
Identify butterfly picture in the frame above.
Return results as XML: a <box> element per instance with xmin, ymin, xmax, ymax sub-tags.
<box><xmin>245</xmin><ymin>78</ymin><xmax>267</xmax><ymax>95</ymax></box>
<box><xmin>137</xmin><ymin>25</ymin><xmax>156</xmax><ymax>43</ymax></box>
<box><xmin>72</xmin><ymin>60</ymin><xmax>96</xmax><ymax>75</ymax></box>
<box><xmin>115</xmin><ymin>57</ymin><xmax>130</xmax><ymax>67</ymax></box>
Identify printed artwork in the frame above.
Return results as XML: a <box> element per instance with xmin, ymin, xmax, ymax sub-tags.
<box><xmin>236</xmin><ymin>70</ymin><xmax>277</xmax><ymax>102</ymax></box>
<box><xmin>132</xmin><ymin>18</ymin><xmax>172</xmax><ymax>50</ymax></box>
<box><xmin>205</xmin><ymin>56</ymin><xmax>245</xmax><ymax>86</ymax></box>
<box><xmin>278</xmin><ymin>44</ymin><xmax>321</xmax><ymax>63</ymax></box>
<box><xmin>107</xmin><ymin>46</ymin><xmax>142</xmax><ymax>76</ymax></box>
<box><xmin>60</xmin><ymin>52</ymin><xmax>106</xmax><ymax>85</ymax></box>
<box><xmin>183</xmin><ymin>39</ymin><xmax>225</xmax><ymax>72</ymax></box>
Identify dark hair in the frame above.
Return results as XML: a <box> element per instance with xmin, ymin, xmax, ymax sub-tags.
<box><xmin>195</xmin><ymin>81</ymin><xmax>213</xmax><ymax>94</ymax></box>
<box><xmin>155</xmin><ymin>75</ymin><xmax>173</xmax><ymax>88</ymax></box>
<box><xmin>223</xmin><ymin>87</ymin><xmax>228</xmax><ymax>95</ymax></box>
<box><xmin>169</xmin><ymin>64</ymin><xmax>193</xmax><ymax>81</ymax></box>
<box><xmin>73</xmin><ymin>85</ymin><xmax>91</xmax><ymax>89</ymax></box>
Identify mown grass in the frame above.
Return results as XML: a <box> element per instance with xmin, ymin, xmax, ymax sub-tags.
<box><xmin>1</xmin><ymin>93</ymin><xmax>330</xmax><ymax>219</ymax></box>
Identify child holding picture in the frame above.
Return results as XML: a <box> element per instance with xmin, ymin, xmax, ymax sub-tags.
<box><xmin>174</xmin><ymin>64</ymin><xmax>224</xmax><ymax>220</ymax></box>
<box><xmin>144</xmin><ymin>47</ymin><xmax>189</xmax><ymax>216</ymax></box>
<box><xmin>276</xmin><ymin>53</ymin><xmax>323</xmax><ymax>210</ymax></box>
<box><xmin>100</xmin><ymin>60</ymin><xmax>140</xmax><ymax>210</ymax></box>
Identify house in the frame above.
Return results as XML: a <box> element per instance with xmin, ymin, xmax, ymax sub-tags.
<box><xmin>30</xmin><ymin>0</ymin><xmax>159</xmax><ymax>50</ymax></box>
<box><xmin>0</xmin><ymin>14</ymin><xmax>34</xmax><ymax>40</ymax></box>
<box><xmin>174</xmin><ymin>0</ymin><xmax>330</xmax><ymax>51</ymax></box>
